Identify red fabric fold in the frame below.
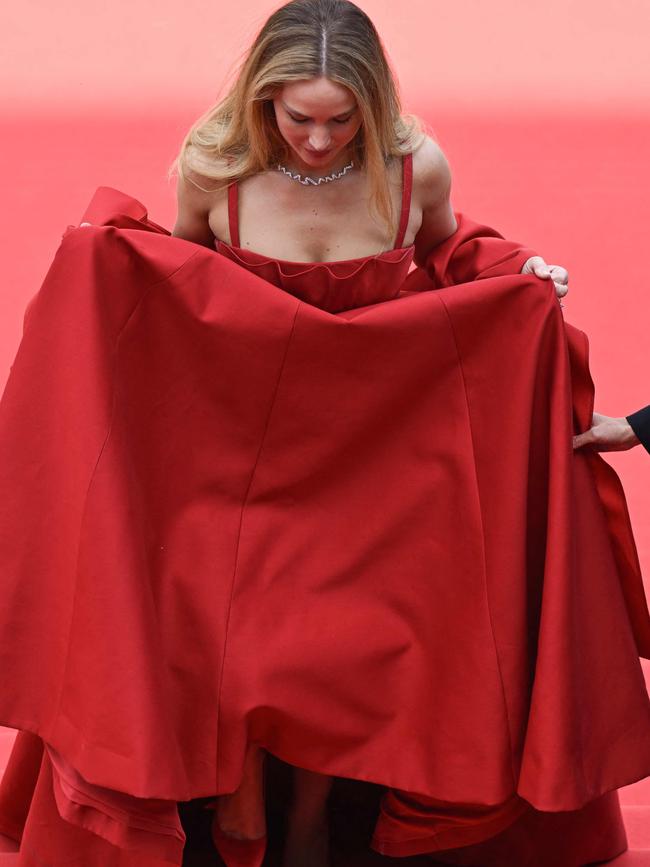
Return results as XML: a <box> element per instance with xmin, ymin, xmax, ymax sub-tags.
<box><xmin>0</xmin><ymin>186</ymin><xmax>648</xmax><ymax>865</ymax></box>
<box><xmin>404</xmin><ymin>211</ymin><xmax>650</xmax><ymax>660</ymax></box>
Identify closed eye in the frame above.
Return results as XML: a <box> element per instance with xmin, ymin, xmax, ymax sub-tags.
<box><xmin>288</xmin><ymin>114</ymin><xmax>353</xmax><ymax>125</ymax></box>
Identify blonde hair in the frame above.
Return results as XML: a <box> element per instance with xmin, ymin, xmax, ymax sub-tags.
<box><xmin>167</xmin><ymin>0</ymin><xmax>427</xmax><ymax>235</ymax></box>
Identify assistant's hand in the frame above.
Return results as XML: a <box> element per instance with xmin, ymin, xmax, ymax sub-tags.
<box><xmin>573</xmin><ymin>412</ymin><xmax>641</xmax><ymax>452</ymax></box>
<box><xmin>521</xmin><ymin>256</ymin><xmax>569</xmax><ymax>302</ymax></box>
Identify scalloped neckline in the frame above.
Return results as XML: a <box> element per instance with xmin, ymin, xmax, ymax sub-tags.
<box><xmin>215</xmin><ymin>238</ymin><xmax>415</xmax><ymax>268</ymax></box>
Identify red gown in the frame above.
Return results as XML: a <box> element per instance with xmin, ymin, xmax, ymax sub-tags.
<box><xmin>0</xmin><ymin>152</ymin><xmax>649</xmax><ymax>866</ymax></box>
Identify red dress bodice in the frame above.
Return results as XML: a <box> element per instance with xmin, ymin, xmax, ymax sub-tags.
<box><xmin>214</xmin><ymin>152</ymin><xmax>415</xmax><ymax>313</ymax></box>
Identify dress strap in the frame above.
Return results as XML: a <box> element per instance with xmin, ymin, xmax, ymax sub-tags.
<box><xmin>393</xmin><ymin>151</ymin><xmax>413</xmax><ymax>250</ymax></box>
<box><xmin>229</xmin><ymin>159</ymin><xmax>411</xmax><ymax>250</ymax></box>
<box><xmin>227</xmin><ymin>181</ymin><xmax>240</xmax><ymax>247</ymax></box>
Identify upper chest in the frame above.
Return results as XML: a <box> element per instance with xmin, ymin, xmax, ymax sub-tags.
<box><xmin>208</xmin><ymin>161</ymin><xmax>421</xmax><ymax>263</ymax></box>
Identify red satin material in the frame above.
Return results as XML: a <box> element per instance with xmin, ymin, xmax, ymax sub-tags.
<box><xmin>216</xmin><ymin>152</ymin><xmax>415</xmax><ymax>313</ymax></box>
<box><xmin>214</xmin><ymin>237</ymin><xmax>415</xmax><ymax>312</ymax></box>
<box><xmin>566</xmin><ymin>327</ymin><xmax>650</xmax><ymax>657</ymax></box>
<box><xmin>0</xmin><ymin>186</ymin><xmax>649</xmax><ymax>866</ymax></box>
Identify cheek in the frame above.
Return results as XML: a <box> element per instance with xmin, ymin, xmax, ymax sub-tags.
<box><xmin>273</xmin><ymin>109</ymin><xmax>299</xmax><ymax>142</ymax></box>
<box><xmin>279</xmin><ymin>121</ymin><xmax>306</xmax><ymax>144</ymax></box>
<box><xmin>341</xmin><ymin>121</ymin><xmax>362</xmax><ymax>143</ymax></box>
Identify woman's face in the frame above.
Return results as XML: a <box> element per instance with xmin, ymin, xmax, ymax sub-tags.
<box><xmin>272</xmin><ymin>76</ymin><xmax>362</xmax><ymax>173</ymax></box>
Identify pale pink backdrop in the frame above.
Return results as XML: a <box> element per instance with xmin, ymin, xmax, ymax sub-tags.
<box><xmin>1</xmin><ymin>0</ymin><xmax>649</xmax><ymax>811</ymax></box>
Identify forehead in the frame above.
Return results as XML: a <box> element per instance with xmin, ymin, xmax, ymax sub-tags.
<box><xmin>277</xmin><ymin>77</ymin><xmax>357</xmax><ymax>115</ymax></box>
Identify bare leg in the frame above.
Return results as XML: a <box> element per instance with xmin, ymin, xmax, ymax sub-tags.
<box><xmin>212</xmin><ymin>742</ymin><xmax>267</xmax><ymax>840</ymax></box>
<box><xmin>281</xmin><ymin>766</ymin><xmax>334</xmax><ymax>867</ymax></box>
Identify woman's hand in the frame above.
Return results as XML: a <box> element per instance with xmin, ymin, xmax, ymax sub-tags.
<box><xmin>573</xmin><ymin>412</ymin><xmax>641</xmax><ymax>452</ymax></box>
<box><xmin>521</xmin><ymin>256</ymin><xmax>569</xmax><ymax>301</ymax></box>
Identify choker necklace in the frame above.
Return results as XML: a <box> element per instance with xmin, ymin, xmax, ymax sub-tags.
<box><xmin>276</xmin><ymin>159</ymin><xmax>354</xmax><ymax>186</ymax></box>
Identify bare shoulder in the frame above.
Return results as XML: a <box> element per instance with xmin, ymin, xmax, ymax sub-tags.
<box><xmin>410</xmin><ymin>134</ymin><xmax>452</xmax><ymax>209</ymax></box>
<box><xmin>172</xmin><ymin>155</ymin><xmax>229</xmax><ymax>247</ymax></box>
<box><xmin>177</xmin><ymin>164</ymin><xmax>227</xmax><ymax>210</ymax></box>
<box><xmin>409</xmin><ymin>134</ymin><xmax>457</xmax><ymax>267</ymax></box>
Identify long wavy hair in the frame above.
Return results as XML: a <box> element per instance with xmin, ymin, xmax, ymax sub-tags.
<box><xmin>168</xmin><ymin>0</ymin><xmax>428</xmax><ymax>235</ymax></box>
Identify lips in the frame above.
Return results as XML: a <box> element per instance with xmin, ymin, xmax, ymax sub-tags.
<box><xmin>304</xmin><ymin>147</ymin><xmax>332</xmax><ymax>157</ymax></box>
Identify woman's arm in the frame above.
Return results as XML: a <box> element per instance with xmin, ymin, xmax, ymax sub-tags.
<box><xmin>171</xmin><ymin>171</ymin><xmax>220</xmax><ymax>249</ymax></box>
<box><xmin>413</xmin><ymin>136</ymin><xmax>568</xmax><ymax>298</ymax></box>
<box><xmin>412</xmin><ymin>137</ymin><xmax>458</xmax><ymax>269</ymax></box>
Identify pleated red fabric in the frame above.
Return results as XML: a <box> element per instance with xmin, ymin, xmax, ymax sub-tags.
<box><xmin>0</xmin><ymin>177</ymin><xmax>649</xmax><ymax>866</ymax></box>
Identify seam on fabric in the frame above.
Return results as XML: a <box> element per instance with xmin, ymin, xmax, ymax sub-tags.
<box><xmin>435</xmin><ymin>293</ymin><xmax>517</xmax><ymax>786</ymax></box>
<box><xmin>54</xmin><ymin>246</ymin><xmax>202</xmax><ymax>730</ymax></box>
<box><xmin>214</xmin><ymin>302</ymin><xmax>302</xmax><ymax>791</ymax></box>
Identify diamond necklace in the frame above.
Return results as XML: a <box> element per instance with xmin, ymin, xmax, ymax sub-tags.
<box><xmin>276</xmin><ymin>159</ymin><xmax>354</xmax><ymax>186</ymax></box>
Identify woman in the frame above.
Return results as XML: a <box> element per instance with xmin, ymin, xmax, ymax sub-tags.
<box><xmin>170</xmin><ymin>1</ymin><xmax>568</xmax><ymax>296</ymax></box>
<box><xmin>1</xmin><ymin>2</ymin><xmax>649</xmax><ymax>867</ymax></box>
<box><xmin>162</xmin><ymin>1</ymin><xmax>649</xmax><ymax>866</ymax></box>
<box><xmin>168</xmin><ymin>1</ymin><xmax>570</xmax><ymax>864</ymax></box>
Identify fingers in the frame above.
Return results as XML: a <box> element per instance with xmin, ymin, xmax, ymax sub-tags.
<box><xmin>522</xmin><ymin>256</ymin><xmax>552</xmax><ymax>278</ymax></box>
<box><xmin>548</xmin><ymin>264</ymin><xmax>569</xmax><ymax>283</ymax></box>
<box><xmin>572</xmin><ymin>417</ymin><xmax>635</xmax><ymax>452</ymax></box>
<box><xmin>549</xmin><ymin>264</ymin><xmax>569</xmax><ymax>300</ymax></box>
<box><xmin>553</xmin><ymin>280</ymin><xmax>568</xmax><ymax>298</ymax></box>
<box><xmin>573</xmin><ymin>430</ymin><xmax>594</xmax><ymax>449</ymax></box>
<box><xmin>521</xmin><ymin>258</ymin><xmax>570</xmax><ymax>304</ymax></box>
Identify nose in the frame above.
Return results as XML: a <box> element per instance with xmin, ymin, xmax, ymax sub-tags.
<box><xmin>308</xmin><ymin>127</ymin><xmax>332</xmax><ymax>151</ymax></box>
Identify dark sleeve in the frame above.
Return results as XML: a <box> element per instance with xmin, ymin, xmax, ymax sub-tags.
<box><xmin>626</xmin><ymin>405</ymin><xmax>650</xmax><ymax>455</ymax></box>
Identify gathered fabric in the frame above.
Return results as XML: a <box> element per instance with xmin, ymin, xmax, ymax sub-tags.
<box><xmin>0</xmin><ymin>183</ymin><xmax>648</xmax><ymax>865</ymax></box>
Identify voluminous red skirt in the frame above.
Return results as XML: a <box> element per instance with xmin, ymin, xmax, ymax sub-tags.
<box><xmin>0</xmin><ymin>730</ymin><xmax>631</xmax><ymax>865</ymax></box>
<box><xmin>0</xmin><ymin>188</ymin><xmax>648</xmax><ymax>865</ymax></box>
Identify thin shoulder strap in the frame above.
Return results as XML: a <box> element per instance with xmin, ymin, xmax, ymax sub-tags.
<box><xmin>227</xmin><ymin>181</ymin><xmax>240</xmax><ymax>247</ymax></box>
<box><xmin>229</xmin><ymin>160</ymin><xmax>411</xmax><ymax>250</ymax></box>
<box><xmin>393</xmin><ymin>151</ymin><xmax>413</xmax><ymax>249</ymax></box>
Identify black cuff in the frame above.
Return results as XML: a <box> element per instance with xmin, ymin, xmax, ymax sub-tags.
<box><xmin>626</xmin><ymin>405</ymin><xmax>650</xmax><ymax>455</ymax></box>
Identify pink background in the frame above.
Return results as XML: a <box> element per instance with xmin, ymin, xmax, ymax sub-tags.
<box><xmin>1</xmin><ymin>0</ymin><xmax>649</xmax><ymax>768</ymax></box>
